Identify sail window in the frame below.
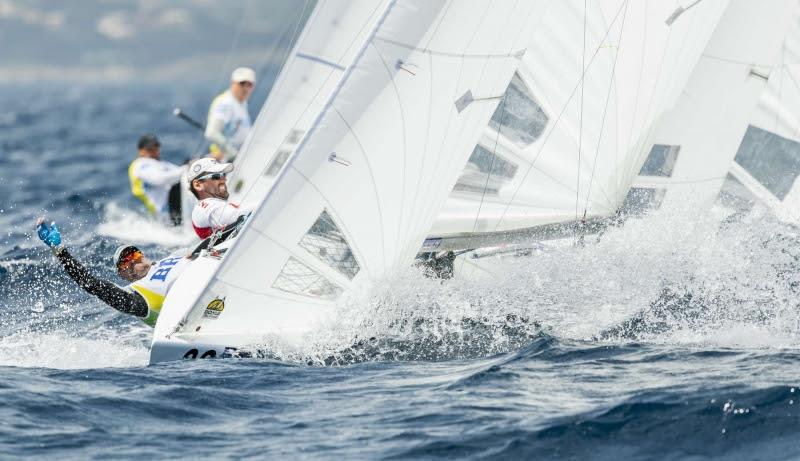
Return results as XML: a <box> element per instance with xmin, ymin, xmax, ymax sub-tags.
<box><xmin>299</xmin><ymin>210</ymin><xmax>360</xmax><ymax>279</ymax></box>
<box><xmin>639</xmin><ymin>144</ymin><xmax>680</xmax><ymax>177</ymax></box>
<box><xmin>265</xmin><ymin>149</ymin><xmax>292</xmax><ymax>176</ymax></box>
<box><xmin>489</xmin><ymin>73</ymin><xmax>548</xmax><ymax>147</ymax></box>
<box><xmin>453</xmin><ymin>144</ymin><xmax>518</xmax><ymax>195</ymax></box>
<box><xmin>619</xmin><ymin>187</ymin><xmax>666</xmax><ymax>216</ymax></box>
<box><xmin>287</xmin><ymin>129</ymin><xmax>304</xmax><ymax>144</ymax></box>
<box><xmin>734</xmin><ymin>125</ymin><xmax>800</xmax><ymax>200</ymax></box>
<box><xmin>272</xmin><ymin>257</ymin><xmax>342</xmax><ymax>299</ymax></box>
<box><xmin>716</xmin><ymin>173</ymin><xmax>757</xmax><ymax>214</ymax></box>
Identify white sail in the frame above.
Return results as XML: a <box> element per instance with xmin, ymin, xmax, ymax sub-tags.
<box><xmin>150</xmin><ymin>0</ymin><xmax>545</xmax><ymax>362</ymax></box>
<box><xmin>229</xmin><ymin>0</ymin><xmax>389</xmax><ymax>209</ymax></box>
<box><xmin>628</xmin><ymin>0</ymin><xmax>797</xmax><ymax>214</ymax></box>
<box><xmin>722</xmin><ymin>8</ymin><xmax>800</xmax><ymax>222</ymax></box>
<box><xmin>426</xmin><ymin>0</ymin><xmax>730</xmax><ymax>249</ymax></box>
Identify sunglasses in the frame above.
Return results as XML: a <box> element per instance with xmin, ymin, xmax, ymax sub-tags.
<box><xmin>117</xmin><ymin>249</ymin><xmax>143</xmax><ymax>272</ymax></box>
<box><xmin>238</xmin><ymin>81</ymin><xmax>254</xmax><ymax>88</ymax></box>
<box><xmin>196</xmin><ymin>172</ymin><xmax>227</xmax><ymax>181</ymax></box>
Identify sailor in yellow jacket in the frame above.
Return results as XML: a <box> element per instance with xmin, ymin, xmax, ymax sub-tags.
<box><xmin>128</xmin><ymin>134</ymin><xmax>185</xmax><ymax>225</ymax></box>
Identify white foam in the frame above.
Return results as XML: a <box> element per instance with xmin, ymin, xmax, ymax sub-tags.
<box><xmin>297</xmin><ymin>202</ymin><xmax>800</xmax><ymax>359</ymax></box>
<box><xmin>0</xmin><ymin>329</ymin><xmax>149</xmax><ymax>369</ymax></box>
<box><xmin>97</xmin><ymin>202</ymin><xmax>197</xmax><ymax>247</ymax></box>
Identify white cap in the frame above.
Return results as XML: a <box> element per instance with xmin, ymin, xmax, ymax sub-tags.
<box><xmin>188</xmin><ymin>157</ymin><xmax>234</xmax><ymax>182</ymax></box>
<box><xmin>230</xmin><ymin>67</ymin><xmax>256</xmax><ymax>83</ymax></box>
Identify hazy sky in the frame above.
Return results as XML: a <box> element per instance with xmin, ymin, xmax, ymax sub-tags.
<box><xmin>0</xmin><ymin>0</ymin><xmax>313</xmax><ymax>83</ymax></box>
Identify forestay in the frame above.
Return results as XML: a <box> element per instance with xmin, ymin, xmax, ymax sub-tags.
<box><xmin>229</xmin><ymin>0</ymin><xmax>389</xmax><ymax>209</ymax></box>
<box><xmin>152</xmin><ymin>0</ymin><xmax>544</xmax><ymax>354</ymax></box>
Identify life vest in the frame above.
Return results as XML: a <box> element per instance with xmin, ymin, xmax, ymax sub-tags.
<box><xmin>128</xmin><ymin>158</ymin><xmax>157</xmax><ymax>215</ymax></box>
<box><xmin>127</xmin><ymin>255</ymin><xmax>188</xmax><ymax>327</ymax></box>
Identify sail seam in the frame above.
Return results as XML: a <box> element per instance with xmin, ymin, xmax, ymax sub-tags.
<box><xmin>295</xmin><ymin>52</ymin><xmax>347</xmax><ymax>70</ymax></box>
<box><xmin>371</xmin><ymin>43</ymin><xmax>409</xmax><ymax>263</ymax></box>
<box><xmin>492</xmin><ymin>0</ymin><xmax>628</xmax><ymax>232</ymax></box>
<box><xmin>374</xmin><ymin>36</ymin><xmax>525</xmax><ymax>59</ymax></box>
<box><xmin>583</xmin><ymin>0</ymin><xmax>630</xmax><ymax>216</ymax></box>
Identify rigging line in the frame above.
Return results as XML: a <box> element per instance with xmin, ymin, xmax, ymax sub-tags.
<box><xmin>237</xmin><ymin>0</ymin><xmax>316</xmax><ymax>202</ymax></box>
<box><xmin>621</xmin><ymin>1</ymin><xmax>683</xmax><ymax>184</ymax></box>
<box><xmin>492</xmin><ymin>0</ymin><xmax>628</xmax><ymax>232</ymax></box>
<box><xmin>700</xmin><ymin>53</ymin><xmax>778</xmax><ymax>69</ymax></box>
<box><xmin>399</xmin><ymin>0</ymin><xmax>494</xmax><ymax>259</ymax></box>
<box><xmin>775</xmin><ymin>42</ymin><xmax>786</xmax><ymax>133</ymax></box>
<box><xmin>192</xmin><ymin>0</ymin><xmax>253</xmax><ymax>156</ymax></box>
<box><xmin>373</xmin><ymin>36</ymin><xmax>525</xmax><ymax>59</ymax></box>
<box><xmin>621</xmin><ymin>0</ymin><xmax>648</xmax><ymax>196</ymax></box>
<box><xmin>575</xmin><ymin>0</ymin><xmax>587</xmax><ymax>224</ymax></box>
<box><xmin>788</xmin><ymin>65</ymin><xmax>800</xmax><ymax>141</ymax></box>
<box><xmin>241</xmin><ymin>1</ymin><xmax>383</xmax><ymax>204</ymax></box>
<box><xmin>255</xmin><ymin>0</ymin><xmax>314</xmax><ymax>96</ymax></box>
<box><xmin>637</xmin><ymin>175</ymin><xmax>726</xmax><ymax>185</ymax></box>
<box><xmin>401</xmin><ymin>51</ymin><xmax>435</xmax><ymax>258</ymax></box>
<box><xmin>329</xmin><ymin>106</ymin><xmax>387</xmax><ymax>269</ymax></box>
<box><xmin>583</xmin><ymin>0</ymin><xmax>629</xmax><ymax>217</ymax></box>
<box><xmin>422</xmin><ymin>0</ymin><xmax>454</xmax><ymax>52</ymax></box>
<box><xmin>412</xmin><ymin>0</ymin><xmax>519</xmax><ymax>260</ymax></box>
<box><xmin>408</xmin><ymin>1</ymin><xmax>511</xmax><ymax>241</ymax></box>
<box><xmin>470</xmin><ymin>93</ymin><xmax>508</xmax><ymax>236</ymax></box>
<box><xmin>371</xmin><ymin>44</ymin><xmax>409</xmax><ymax>260</ymax></box>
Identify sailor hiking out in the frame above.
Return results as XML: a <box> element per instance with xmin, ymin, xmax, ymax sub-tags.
<box><xmin>36</xmin><ymin>218</ymin><xmax>188</xmax><ymax>326</ymax></box>
<box><xmin>205</xmin><ymin>67</ymin><xmax>256</xmax><ymax>161</ymax></box>
<box><xmin>128</xmin><ymin>134</ymin><xmax>184</xmax><ymax>226</ymax></box>
<box><xmin>188</xmin><ymin>157</ymin><xmax>248</xmax><ymax>239</ymax></box>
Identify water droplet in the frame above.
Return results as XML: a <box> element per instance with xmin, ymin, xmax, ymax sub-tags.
<box><xmin>31</xmin><ymin>301</ymin><xmax>45</xmax><ymax>313</ymax></box>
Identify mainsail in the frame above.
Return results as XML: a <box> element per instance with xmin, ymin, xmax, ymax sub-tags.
<box><xmin>229</xmin><ymin>0</ymin><xmax>389</xmax><ymax>209</ymax></box>
<box><xmin>425</xmin><ymin>0</ymin><xmax>731</xmax><ymax>249</ymax></box>
<box><xmin>628</xmin><ymin>0</ymin><xmax>797</xmax><ymax>215</ymax></box>
<box><xmin>721</xmin><ymin>7</ymin><xmax>800</xmax><ymax>221</ymax></box>
<box><xmin>151</xmin><ymin>0</ymin><xmax>545</xmax><ymax>362</ymax></box>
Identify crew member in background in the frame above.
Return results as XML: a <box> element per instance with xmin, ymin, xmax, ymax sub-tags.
<box><xmin>128</xmin><ymin>134</ymin><xmax>184</xmax><ymax>225</ymax></box>
<box><xmin>205</xmin><ymin>67</ymin><xmax>256</xmax><ymax>161</ymax></box>
<box><xmin>188</xmin><ymin>157</ymin><xmax>248</xmax><ymax>239</ymax></box>
<box><xmin>35</xmin><ymin>218</ymin><xmax>188</xmax><ymax>326</ymax></box>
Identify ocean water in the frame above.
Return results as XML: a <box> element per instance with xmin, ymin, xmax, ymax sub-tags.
<box><xmin>1</xmin><ymin>85</ymin><xmax>800</xmax><ymax>460</ymax></box>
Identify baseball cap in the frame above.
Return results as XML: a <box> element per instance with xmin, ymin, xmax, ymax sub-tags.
<box><xmin>231</xmin><ymin>67</ymin><xmax>256</xmax><ymax>84</ymax></box>
<box><xmin>188</xmin><ymin>157</ymin><xmax>234</xmax><ymax>182</ymax></box>
<box><xmin>137</xmin><ymin>134</ymin><xmax>160</xmax><ymax>150</ymax></box>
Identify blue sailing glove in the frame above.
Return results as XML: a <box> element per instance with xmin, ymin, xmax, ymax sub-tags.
<box><xmin>36</xmin><ymin>220</ymin><xmax>62</xmax><ymax>248</ymax></box>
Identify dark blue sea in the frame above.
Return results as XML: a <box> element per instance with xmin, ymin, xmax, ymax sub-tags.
<box><xmin>1</xmin><ymin>85</ymin><xmax>800</xmax><ymax>460</ymax></box>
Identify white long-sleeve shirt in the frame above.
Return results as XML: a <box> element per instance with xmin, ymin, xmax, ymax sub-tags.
<box><xmin>191</xmin><ymin>197</ymin><xmax>246</xmax><ymax>239</ymax></box>
<box><xmin>205</xmin><ymin>90</ymin><xmax>251</xmax><ymax>158</ymax></box>
<box><xmin>128</xmin><ymin>157</ymin><xmax>184</xmax><ymax>216</ymax></box>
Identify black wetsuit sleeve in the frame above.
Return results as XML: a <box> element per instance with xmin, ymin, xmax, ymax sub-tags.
<box><xmin>54</xmin><ymin>248</ymin><xmax>149</xmax><ymax>318</ymax></box>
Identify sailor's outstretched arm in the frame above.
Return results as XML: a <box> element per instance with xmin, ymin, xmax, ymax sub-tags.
<box><xmin>53</xmin><ymin>247</ymin><xmax>149</xmax><ymax>318</ymax></box>
<box><xmin>36</xmin><ymin>219</ymin><xmax>148</xmax><ymax>318</ymax></box>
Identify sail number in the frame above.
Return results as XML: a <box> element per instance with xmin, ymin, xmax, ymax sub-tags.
<box><xmin>183</xmin><ymin>348</ymin><xmax>217</xmax><ymax>359</ymax></box>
